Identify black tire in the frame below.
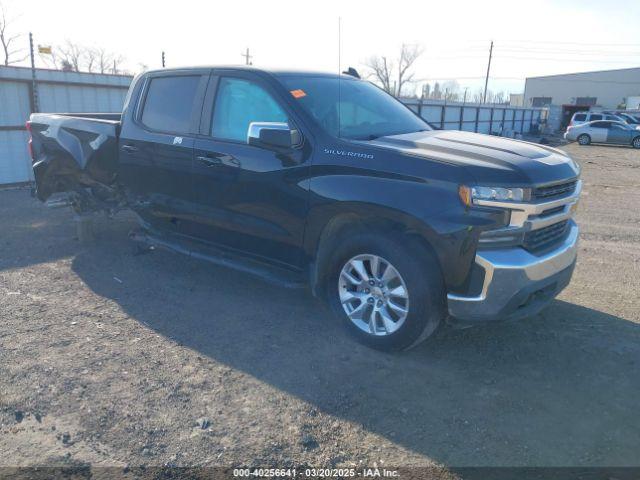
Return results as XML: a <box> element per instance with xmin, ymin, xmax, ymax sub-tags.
<box><xmin>577</xmin><ymin>134</ymin><xmax>591</xmax><ymax>146</ymax></box>
<box><xmin>325</xmin><ymin>232</ymin><xmax>445</xmax><ymax>351</ymax></box>
<box><xmin>632</xmin><ymin>136</ymin><xmax>640</xmax><ymax>149</ymax></box>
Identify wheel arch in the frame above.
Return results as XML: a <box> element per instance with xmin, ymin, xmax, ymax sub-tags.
<box><xmin>306</xmin><ymin>204</ymin><xmax>445</xmax><ymax>297</ymax></box>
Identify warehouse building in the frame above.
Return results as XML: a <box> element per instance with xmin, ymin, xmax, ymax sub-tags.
<box><xmin>524</xmin><ymin>67</ymin><xmax>640</xmax><ymax>131</ymax></box>
<box><xmin>0</xmin><ymin>66</ymin><xmax>132</xmax><ymax>186</ymax></box>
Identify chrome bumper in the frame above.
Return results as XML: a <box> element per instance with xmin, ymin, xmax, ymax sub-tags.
<box><xmin>447</xmin><ymin>221</ymin><xmax>579</xmax><ymax>322</ymax></box>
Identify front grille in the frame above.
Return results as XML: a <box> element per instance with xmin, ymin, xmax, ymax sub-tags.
<box><xmin>523</xmin><ymin>220</ymin><xmax>569</xmax><ymax>252</ymax></box>
<box><xmin>532</xmin><ymin>180</ymin><xmax>577</xmax><ymax>200</ymax></box>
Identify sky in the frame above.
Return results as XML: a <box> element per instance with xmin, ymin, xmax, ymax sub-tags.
<box><xmin>3</xmin><ymin>0</ymin><xmax>640</xmax><ymax>97</ymax></box>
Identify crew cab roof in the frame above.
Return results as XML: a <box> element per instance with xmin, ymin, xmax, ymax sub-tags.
<box><xmin>142</xmin><ymin>65</ymin><xmax>356</xmax><ymax>80</ymax></box>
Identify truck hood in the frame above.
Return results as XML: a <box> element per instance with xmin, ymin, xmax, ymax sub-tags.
<box><xmin>368</xmin><ymin>130</ymin><xmax>579</xmax><ymax>186</ymax></box>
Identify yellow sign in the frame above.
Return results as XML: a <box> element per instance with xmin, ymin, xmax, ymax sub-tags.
<box><xmin>38</xmin><ymin>45</ymin><xmax>52</xmax><ymax>55</ymax></box>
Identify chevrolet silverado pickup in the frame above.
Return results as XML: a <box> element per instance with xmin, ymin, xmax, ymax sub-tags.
<box><xmin>26</xmin><ymin>66</ymin><xmax>581</xmax><ymax>351</ymax></box>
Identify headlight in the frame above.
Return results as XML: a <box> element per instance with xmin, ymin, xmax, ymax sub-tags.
<box><xmin>458</xmin><ymin>185</ymin><xmax>530</xmax><ymax>206</ymax></box>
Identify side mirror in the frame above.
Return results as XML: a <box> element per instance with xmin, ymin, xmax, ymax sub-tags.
<box><xmin>247</xmin><ymin>122</ymin><xmax>301</xmax><ymax>150</ymax></box>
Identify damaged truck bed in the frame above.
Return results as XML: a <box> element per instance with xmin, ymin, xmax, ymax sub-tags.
<box><xmin>28</xmin><ymin>113</ymin><xmax>123</xmax><ymax>210</ymax></box>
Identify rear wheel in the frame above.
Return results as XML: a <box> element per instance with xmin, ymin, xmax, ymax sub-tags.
<box><xmin>632</xmin><ymin>136</ymin><xmax>640</xmax><ymax>149</ymax></box>
<box><xmin>577</xmin><ymin>134</ymin><xmax>591</xmax><ymax>146</ymax></box>
<box><xmin>326</xmin><ymin>232</ymin><xmax>445</xmax><ymax>351</ymax></box>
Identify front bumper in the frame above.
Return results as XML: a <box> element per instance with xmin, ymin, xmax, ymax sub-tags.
<box><xmin>447</xmin><ymin>221</ymin><xmax>579</xmax><ymax>322</ymax></box>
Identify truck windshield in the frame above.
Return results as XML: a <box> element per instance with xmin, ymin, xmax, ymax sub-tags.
<box><xmin>278</xmin><ymin>75</ymin><xmax>431</xmax><ymax>140</ymax></box>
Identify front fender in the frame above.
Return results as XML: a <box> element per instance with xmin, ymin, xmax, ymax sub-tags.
<box><xmin>304</xmin><ymin>173</ymin><xmax>505</xmax><ymax>291</ymax></box>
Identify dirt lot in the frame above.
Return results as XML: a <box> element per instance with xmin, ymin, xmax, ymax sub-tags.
<box><xmin>1</xmin><ymin>143</ymin><xmax>639</xmax><ymax>475</ymax></box>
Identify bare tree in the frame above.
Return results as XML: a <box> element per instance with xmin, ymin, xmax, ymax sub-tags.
<box><xmin>38</xmin><ymin>41</ymin><xmax>126</xmax><ymax>73</ymax></box>
<box><xmin>363</xmin><ymin>55</ymin><xmax>393</xmax><ymax>94</ymax></box>
<box><xmin>56</xmin><ymin>40</ymin><xmax>84</xmax><ymax>71</ymax></box>
<box><xmin>396</xmin><ymin>44</ymin><xmax>423</xmax><ymax>97</ymax></box>
<box><xmin>0</xmin><ymin>1</ymin><xmax>28</xmax><ymax>66</ymax></box>
<box><xmin>85</xmin><ymin>47</ymin><xmax>97</xmax><ymax>72</ymax></box>
<box><xmin>442</xmin><ymin>80</ymin><xmax>461</xmax><ymax>101</ymax></box>
<box><xmin>110</xmin><ymin>54</ymin><xmax>125</xmax><ymax>74</ymax></box>
<box><xmin>364</xmin><ymin>44</ymin><xmax>423</xmax><ymax>97</ymax></box>
<box><xmin>92</xmin><ymin>46</ymin><xmax>122</xmax><ymax>73</ymax></box>
<box><xmin>472</xmin><ymin>88</ymin><xmax>485</xmax><ymax>103</ymax></box>
<box><xmin>432</xmin><ymin>82</ymin><xmax>442</xmax><ymax>99</ymax></box>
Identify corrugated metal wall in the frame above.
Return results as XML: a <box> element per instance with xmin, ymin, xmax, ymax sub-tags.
<box><xmin>0</xmin><ymin>65</ymin><xmax>132</xmax><ymax>185</ymax></box>
<box><xmin>402</xmin><ymin>98</ymin><xmax>543</xmax><ymax>135</ymax></box>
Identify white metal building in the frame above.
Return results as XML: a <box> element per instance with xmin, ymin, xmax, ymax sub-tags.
<box><xmin>0</xmin><ymin>66</ymin><xmax>132</xmax><ymax>185</ymax></box>
<box><xmin>524</xmin><ymin>67</ymin><xmax>640</xmax><ymax>130</ymax></box>
<box><xmin>524</xmin><ymin>67</ymin><xmax>640</xmax><ymax>109</ymax></box>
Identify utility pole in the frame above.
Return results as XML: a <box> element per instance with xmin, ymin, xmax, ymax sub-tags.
<box><xmin>463</xmin><ymin>87</ymin><xmax>469</xmax><ymax>105</ymax></box>
<box><xmin>161</xmin><ymin>51</ymin><xmax>165</xmax><ymax>68</ymax></box>
<box><xmin>242</xmin><ymin>48</ymin><xmax>252</xmax><ymax>65</ymax></box>
<box><xmin>29</xmin><ymin>32</ymin><xmax>39</xmax><ymax>113</ymax></box>
<box><xmin>482</xmin><ymin>40</ymin><xmax>493</xmax><ymax>104</ymax></box>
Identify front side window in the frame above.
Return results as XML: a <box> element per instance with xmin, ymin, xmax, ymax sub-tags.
<box><xmin>211</xmin><ymin>77</ymin><xmax>288</xmax><ymax>142</ymax></box>
<box><xmin>141</xmin><ymin>75</ymin><xmax>202</xmax><ymax>133</ymax></box>
<box><xmin>278</xmin><ymin>75</ymin><xmax>430</xmax><ymax>140</ymax></box>
<box><xmin>591</xmin><ymin>121</ymin><xmax>609</xmax><ymax>128</ymax></box>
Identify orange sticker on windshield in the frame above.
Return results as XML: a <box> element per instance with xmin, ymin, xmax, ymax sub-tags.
<box><xmin>290</xmin><ymin>89</ymin><xmax>307</xmax><ymax>98</ymax></box>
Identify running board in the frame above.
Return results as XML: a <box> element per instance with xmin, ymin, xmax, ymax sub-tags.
<box><xmin>129</xmin><ymin>230</ymin><xmax>306</xmax><ymax>289</ymax></box>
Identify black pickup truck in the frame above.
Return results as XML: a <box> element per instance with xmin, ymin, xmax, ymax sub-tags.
<box><xmin>26</xmin><ymin>66</ymin><xmax>581</xmax><ymax>350</ymax></box>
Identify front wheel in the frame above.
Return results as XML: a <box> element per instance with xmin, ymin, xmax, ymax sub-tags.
<box><xmin>326</xmin><ymin>233</ymin><xmax>445</xmax><ymax>351</ymax></box>
<box><xmin>577</xmin><ymin>134</ymin><xmax>591</xmax><ymax>146</ymax></box>
<box><xmin>632</xmin><ymin>136</ymin><xmax>640</xmax><ymax>149</ymax></box>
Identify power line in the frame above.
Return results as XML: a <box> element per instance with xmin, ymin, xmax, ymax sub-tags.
<box><xmin>476</xmin><ymin>39</ymin><xmax>640</xmax><ymax>47</ymax></box>
<box><xmin>494</xmin><ymin>55</ymin><xmax>640</xmax><ymax>64</ymax></box>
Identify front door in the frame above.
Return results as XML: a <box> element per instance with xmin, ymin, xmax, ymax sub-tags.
<box><xmin>188</xmin><ymin>73</ymin><xmax>312</xmax><ymax>268</ymax></box>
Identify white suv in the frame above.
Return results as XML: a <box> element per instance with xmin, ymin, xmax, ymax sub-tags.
<box><xmin>570</xmin><ymin>111</ymin><xmax>625</xmax><ymax>127</ymax></box>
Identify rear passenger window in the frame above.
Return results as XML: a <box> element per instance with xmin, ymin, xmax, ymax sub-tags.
<box><xmin>574</xmin><ymin>114</ymin><xmax>587</xmax><ymax>121</ymax></box>
<box><xmin>141</xmin><ymin>75</ymin><xmax>201</xmax><ymax>133</ymax></box>
<box><xmin>589</xmin><ymin>114</ymin><xmax>603</xmax><ymax>121</ymax></box>
<box><xmin>591</xmin><ymin>121</ymin><xmax>609</xmax><ymax>128</ymax></box>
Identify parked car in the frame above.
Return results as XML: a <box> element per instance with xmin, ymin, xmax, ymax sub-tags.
<box><xmin>26</xmin><ymin>66</ymin><xmax>581</xmax><ymax>351</ymax></box>
<box><xmin>565</xmin><ymin>120</ymin><xmax>640</xmax><ymax>148</ymax></box>
<box><xmin>603</xmin><ymin>111</ymin><xmax>640</xmax><ymax>125</ymax></box>
<box><xmin>569</xmin><ymin>111</ymin><xmax>627</xmax><ymax>127</ymax></box>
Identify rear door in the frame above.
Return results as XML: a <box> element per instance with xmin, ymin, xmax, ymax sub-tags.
<box><xmin>118</xmin><ymin>71</ymin><xmax>208</xmax><ymax>235</ymax></box>
<box><xmin>187</xmin><ymin>71</ymin><xmax>313</xmax><ymax>268</ymax></box>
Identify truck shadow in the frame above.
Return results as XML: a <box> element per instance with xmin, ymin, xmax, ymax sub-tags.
<box><xmin>67</xmin><ymin>215</ymin><xmax>640</xmax><ymax>467</ymax></box>
<box><xmin>0</xmin><ymin>189</ymin><xmax>89</xmax><ymax>272</ymax></box>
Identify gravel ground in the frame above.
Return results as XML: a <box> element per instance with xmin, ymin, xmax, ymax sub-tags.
<box><xmin>1</xmin><ymin>143</ymin><xmax>639</xmax><ymax>476</ymax></box>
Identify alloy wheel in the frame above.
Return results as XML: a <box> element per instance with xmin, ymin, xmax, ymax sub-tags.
<box><xmin>338</xmin><ymin>254</ymin><xmax>410</xmax><ymax>336</ymax></box>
